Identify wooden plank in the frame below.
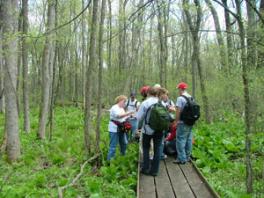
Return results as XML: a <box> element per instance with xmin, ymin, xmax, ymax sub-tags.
<box><xmin>165</xmin><ymin>158</ymin><xmax>195</xmax><ymax>198</ymax></box>
<box><xmin>139</xmin><ymin>174</ymin><xmax>156</xmax><ymax>198</ymax></box>
<box><xmin>180</xmin><ymin>163</ymin><xmax>214</xmax><ymax>198</ymax></box>
<box><xmin>191</xmin><ymin>162</ymin><xmax>220</xmax><ymax>198</ymax></box>
<box><xmin>155</xmin><ymin>160</ymin><xmax>176</xmax><ymax>198</ymax></box>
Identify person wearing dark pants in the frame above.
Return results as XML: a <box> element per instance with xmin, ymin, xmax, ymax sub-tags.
<box><xmin>136</xmin><ymin>87</ymin><xmax>161</xmax><ymax>176</ymax></box>
<box><xmin>142</xmin><ymin>133</ymin><xmax>163</xmax><ymax>176</ymax></box>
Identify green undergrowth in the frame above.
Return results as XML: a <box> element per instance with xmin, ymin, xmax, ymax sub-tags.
<box><xmin>193</xmin><ymin>111</ymin><xmax>264</xmax><ymax>197</ymax></box>
<box><xmin>0</xmin><ymin>107</ymin><xmax>138</xmax><ymax>197</ymax></box>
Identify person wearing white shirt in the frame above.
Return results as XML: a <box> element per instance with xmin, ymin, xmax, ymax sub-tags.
<box><xmin>107</xmin><ymin>95</ymin><xmax>134</xmax><ymax>160</ymax></box>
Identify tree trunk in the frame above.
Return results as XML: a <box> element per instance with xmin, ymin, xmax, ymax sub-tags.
<box><xmin>183</xmin><ymin>0</ymin><xmax>210</xmax><ymax>123</ymax></box>
<box><xmin>222</xmin><ymin>0</ymin><xmax>233</xmax><ymax>74</ymax></box>
<box><xmin>81</xmin><ymin>0</ymin><xmax>86</xmax><ymax>104</ymax></box>
<box><xmin>118</xmin><ymin>0</ymin><xmax>126</xmax><ymax>74</ymax></box>
<box><xmin>205</xmin><ymin>0</ymin><xmax>228</xmax><ymax>72</ymax></box>
<box><xmin>157</xmin><ymin>1</ymin><xmax>165</xmax><ymax>87</ymax></box>
<box><xmin>95</xmin><ymin>0</ymin><xmax>106</xmax><ymax>155</ymax></box>
<box><xmin>235</xmin><ymin>0</ymin><xmax>253</xmax><ymax>193</ymax></box>
<box><xmin>16</xmin><ymin>9</ymin><xmax>22</xmax><ymax>117</ymax></box>
<box><xmin>0</xmin><ymin>25</ymin><xmax>4</xmax><ymax>113</ymax></box>
<box><xmin>246</xmin><ymin>0</ymin><xmax>257</xmax><ymax>69</ymax></box>
<box><xmin>2</xmin><ymin>0</ymin><xmax>21</xmax><ymax>162</ymax></box>
<box><xmin>84</xmin><ymin>0</ymin><xmax>99</xmax><ymax>155</ymax></box>
<box><xmin>22</xmin><ymin>0</ymin><xmax>30</xmax><ymax>132</ymax></box>
<box><xmin>37</xmin><ymin>0</ymin><xmax>55</xmax><ymax>139</ymax></box>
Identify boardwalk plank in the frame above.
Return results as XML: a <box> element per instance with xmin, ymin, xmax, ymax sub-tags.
<box><xmin>139</xmin><ymin>173</ymin><xmax>156</xmax><ymax>198</ymax></box>
<box><xmin>180</xmin><ymin>163</ymin><xmax>213</xmax><ymax>198</ymax></box>
<box><xmin>165</xmin><ymin>158</ymin><xmax>195</xmax><ymax>198</ymax></box>
<box><xmin>155</xmin><ymin>160</ymin><xmax>175</xmax><ymax>198</ymax></box>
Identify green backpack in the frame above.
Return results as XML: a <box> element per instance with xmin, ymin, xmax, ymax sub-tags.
<box><xmin>145</xmin><ymin>102</ymin><xmax>171</xmax><ymax>133</ymax></box>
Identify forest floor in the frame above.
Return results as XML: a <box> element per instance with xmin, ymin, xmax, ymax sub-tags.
<box><xmin>0</xmin><ymin>107</ymin><xmax>263</xmax><ymax>197</ymax></box>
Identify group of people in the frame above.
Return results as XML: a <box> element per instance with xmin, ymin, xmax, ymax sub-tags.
<box><xmin>107</xmin><ymin>82</ymin><xmax>195</xmax><ymax>176</ymax></box>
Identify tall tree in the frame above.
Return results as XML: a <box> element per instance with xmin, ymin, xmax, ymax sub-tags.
<box><xmin>205</xmin><ymin>0</ymin><xmax>228</xmax><ymax>72</ymax></box>
<box><xmin>246</xmin><ymin>0</ymin><xmax>257</xmax><ymax>69</ymax></box>
<box><xmin>157</xmin><ymin>0</ymin><xmax>166</xmax><ymax>87</ymax></box>
<box><xmin>84</xmin><ymin>0</ymin><xmax>99</xmax><ymax>154</ymax></box>
<box><xmin>22</xmin><ymin>0</ymin><xmax>30</xmax><ymax>132</ymax></box>
<box><xmin>221</xmin><ymin>0</ymin><xmax>233</xmax><ymax>73</ymax></box>
<box><xmin>0</xmin><ymin>21</ymin><xmax>4</xmax><ymax>113</ymax></box>
<box><xmin>183</xmin><ymin>0</ymin><xmax>210</xmax><ymax>123</ymax></box>
<box><xmin>37</xmin><ymin>0</ymin><xmax>56</xmax><ymax>139</ymax></box>
<box><xmin>2</xmin><ymin>0</ymin><xmax>21</xmax><ymax>162</ymax></box>
<box><xmin>95</xmin><ymin>0</ymin><xmax>106</xmax><ymax>155</ymax></box>
<box><xmin>235</xmin><ymin>0</ymin><xmax>253</xmax><ymax>193</ymax></box>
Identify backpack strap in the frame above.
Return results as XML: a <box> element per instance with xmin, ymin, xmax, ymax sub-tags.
<box><xmin>180</xmin><ymin>95</ymin><xmax>191</xmax><ymax>105</ymax></box>
<box><xmin>125</xmin><ymin>99</ymin><xmax>130</xmax><ymax>109</ymax></box>
<box><xmin>144</xmin><ymin>103</ymin><xmax>156</xmax><ymax>125</ymax></box>
<box><xmin>135</xmin><ymin>101</ymin><xmax>138</xmax><ymax>108</ymax></box>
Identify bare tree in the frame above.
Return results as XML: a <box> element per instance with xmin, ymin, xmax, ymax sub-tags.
<box><xmin>0</xmin><ymin>22</ymin><xmax>4</xmax><ymax>113</ymax></box>
<box><xmin>22</xmin><ymin>0</ymin><xmax>30</xmax><ymax>132</ymax></box>
<box><xmin>84</xmin><ymin>0</ymin><xmax>99</xmax><ymax>154</ymax></box>
<box><xmin>221</xmin><ymin>0</ymin><xmax>233</xmax><ymax>73</ymax></box>
<box><xmin>95</xmin><ymin>0</ymin><xmax>106</xmax><ymax>155</ymax></box>
<box><xmin>235</xmin><ymin>0</ymin><xmax>253</xmax><ymax>193</ymax></box>
<box><xmin>183</xmin><ymin>0</ymin><xmax>210</xmax><ymax>123</ymax></box>
<box><xmin>2</xmin><ymin>0</ymin><xmax>21</xmax><ymax>162</ymax></box>
<box><xmin>38</xmin><ymin>0</ymin><xmax>56</xmax><ymax>139</ymax></box>
<box><xmin>205</xmin><ymin>0</ymin><xmax>228</xmax><ymax>72</ymax></box>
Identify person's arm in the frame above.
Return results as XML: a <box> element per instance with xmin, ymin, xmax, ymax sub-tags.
<box><xmin>175</xmin><ymin>97</ymin><xmax>183</xmax><ymax>123</ymax></box>
<box><xmin>136</xmin><ymin>102</ymin><xmax>146</xmax><ymax>122</ymax></box>
<box><xmin>111</xmin><ymin>106</ymin><xmax>133</xmax><ymax>120</ymax></box>
<box><xmin>117</xmin><ymin>111</ymin><xmax>133</xmax><ymax>118</ymax></box>
<box><xmin>175</xmin><ymin>107</ymin><xmax>181</xmax><ymax>123</ymax></box>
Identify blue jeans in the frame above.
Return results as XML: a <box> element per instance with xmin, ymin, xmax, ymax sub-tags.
<box><xmin>176</xmin><ymin>123</ymin><xmax>193</xmax><ymax>162</ymax></box>
<box><xmin>142</xmin><ymin>133</ymin><xmax>163</xmax><ymax>175</ymax></box>
<box><xmin>107</xmin><ymin>132</ymin><xmax>128</xmax><ymax>160</ymax></box>
<box><xmin>128</xmin><ymin>118</ymin><xmax>138</xmax><ymax>140</ymax></box>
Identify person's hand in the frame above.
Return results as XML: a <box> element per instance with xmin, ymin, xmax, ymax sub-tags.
<box><xmin>168</xmin><ymin>106</ymin><xmax>176</xmax><ymax>112</ymax></box>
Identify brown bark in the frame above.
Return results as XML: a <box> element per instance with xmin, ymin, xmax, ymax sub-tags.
<box><xmin>0</xmin><ymin>25</ymin><xmax>4</xmax><ymax>113</ymax></box>
<box><xmin>205</xmin><ymin>0</ymin><xmax>228</xmax><ymax>72</ymax></box>
<box><xmin>183</xmin><ymin>0</ymin><xmax>210</xmax><ymax>123</ymax></box>
<box><xmin>2</xmin><ymin>0</ymin><xmax>21</xmax><ymax>162</ymax></box>
<box><xmin>84</xmin><ymin>0</ymin><xmax>99</xmax><ymax>154</ymax></box>
<box><xmin>235</xmin><ymin>0</ymin><xmax>253</xmax><ymax>193</ymax></box>
<box><xmin>222</xmin><ymin>0</ymin><xmax>233</xmax><ymax>73</ymax></box>
<box><xmin>22</xmin><ymin>0</ymin><xmax>30</xmax><ymax>132</ymax></box>
<box><xmin>95</xmin><ymin>0</ymin><xmax>106</xmax><ymax>155</ymax></box>
<box><xmin>38</xmin><ymin>0</ymin><xmax>55</xmax><ymax>139</ymax></box>
<box><xmin>246</xmin><ymin>0</ymin><xmax>257</xmax><ymax>69</ymax></box>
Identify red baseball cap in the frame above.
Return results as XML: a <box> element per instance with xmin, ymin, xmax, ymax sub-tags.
<box><xmin>140</xmin><ymin>86</ymin><xmax>150</xmax><ymax>96</ymax></box>
<box><xmin>177</xmin><ymin>82</ymin><xmax>188</xmax><ymax>90</ymax></box>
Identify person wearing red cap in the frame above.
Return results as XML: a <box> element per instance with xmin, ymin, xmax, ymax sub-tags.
<box><xmin>173</xmin><ymin>82</ymin><xmax>193</xmax><ymax>164</ymax></box>
<box><xmin>140</xmin><ymin>86</ymin><xmax>150</xmax><ymax>101</ymax></box>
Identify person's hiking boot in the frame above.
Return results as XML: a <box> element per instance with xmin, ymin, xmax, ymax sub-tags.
<box><xmin>140</xmin><ymin>169</ymin><xmax>150</xmax><ymax>175</ymax></box>
<box><xmin>160</xmin><ymin>154</ymin><xmax>167</xmax><ymax>160</ymax></box>
<box><xmin>173</xmin><ymin>159</ymin><xmax>186</xmax><ymax>164</ymax></box>
<box><xmin>148</xmin><ymin>172</ymin><xmax>158</xmax><ymax>177</ymax></box>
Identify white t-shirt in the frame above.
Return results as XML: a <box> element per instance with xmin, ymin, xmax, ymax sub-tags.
<box><xmin>126</xmin><ymin>98</ymin><xmax>140</xmax><ymax>112</ymax></box>
<box><xmin>176</xmin><ymin>91</ymin><xmax>192</xmax><ymax>123</ymax></box>
<box><xmin>108</xmin><ymin>104</ymin><xmax>127</xmax><ymax>132</ymax></box>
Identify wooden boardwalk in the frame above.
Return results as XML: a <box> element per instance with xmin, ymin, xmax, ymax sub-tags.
<box><xmin>137</xmin><ymin>157</ymin><xmax>220</xmax><ymax>198</ymax></box>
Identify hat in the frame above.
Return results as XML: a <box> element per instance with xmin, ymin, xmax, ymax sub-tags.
<box><xmin>177</xmin><ymin>82</ymin><xmax>188</xmax><ymax>90</ymax></box>
<box><xmin>153</xmin><ymin>84</ymin><xmax>161</xmax><ymax>88</ymax></box>
<box><xmin>130</xmin><ymin>91</ymin><xmax>136</xmax><ymax>97</ymax></box>
<box><xmin>140</xmin><ymin>86</ymin><xmax>150</xmax><ymax>96</ymax></box>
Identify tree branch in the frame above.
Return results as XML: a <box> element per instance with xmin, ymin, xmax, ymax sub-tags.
<box><xmin>58</xmin><ymin>153</ymin><xmax>100</xmax><ymax>198</ymax></box>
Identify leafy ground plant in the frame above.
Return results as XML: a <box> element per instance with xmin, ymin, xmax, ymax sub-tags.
<box><xmin>193</xmin><ymin>112</ymin><xmax>264</xmax><ymax>197</ymax></box>
<box><xmin>0</xmin><ymin>107</ymin><xmax>138</xmax><ymax>198</ymax></box>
